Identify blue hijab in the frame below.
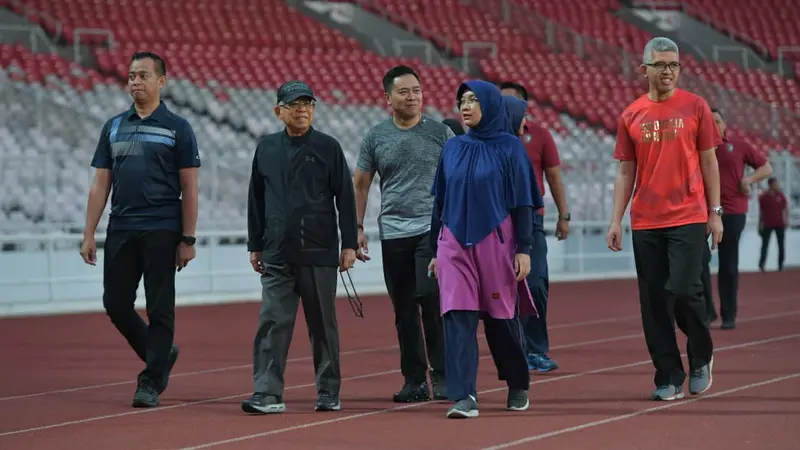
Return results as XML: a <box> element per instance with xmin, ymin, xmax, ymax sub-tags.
<box><xmin>501</xmin><ymin>95</ymin><xmax>527</xmax><ymax>137</ymax></box>
<box><xmin>431</xmin><ymin>80</ymin><xmax>542</xmax><ymax>248</ymax></box>
<box><xmin>502</xmin><ymin>94</ymin><xmax>545</xmax><ymax>233</ymax></box>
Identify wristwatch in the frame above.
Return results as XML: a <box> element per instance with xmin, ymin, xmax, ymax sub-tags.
<box><xmin>181</xmin><ymin>236</ymin><xmax>196</xmax><ymax>246</ymax></box>
<box><xmin>560</xmin><ymin>213</ymin><xmax>571</xmax><ymax>221</ymax></box>
<box><xmin>710</xmin><ymin>206</ymin><xmax>723</xmax><ymax>216</ymax></box>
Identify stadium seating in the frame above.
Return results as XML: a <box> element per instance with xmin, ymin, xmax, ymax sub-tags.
<box><xmin>677</xmin><ymin>0</ymin><xmax>799</xmax><ymax>61</ymax></box>
<box><xmin>0</xmin><ymin>41</ymin><xmax>620</xmax><ymax>233</ymax></box>
<box><xmin>351</xmin><ymin>0</ymin><xmax>798</xmax><ymax>150</ymax></box>
<box><xmin>1</xmin><ymin>0</ymin><xmax>798</xmax><ymax>235</ymax></box>
<box><xmin>8</xmin><ymin>0</ymin><xmax>798</xmax><ymax>148</ymax></box>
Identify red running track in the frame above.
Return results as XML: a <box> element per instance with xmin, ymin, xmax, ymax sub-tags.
<box><xmin>1</xmin><ymin>271</ymin><xmax>799</xmax><ymax>449</ymax></box>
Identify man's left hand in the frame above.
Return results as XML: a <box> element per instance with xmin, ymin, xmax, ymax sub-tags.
<box><xmin>339</xmin><ymin>248</ymin><xmax>356</xmax><ymax>272</ymax></box>
<box><xmin>176</xmin><ymin>242</ymin><xmax>196</xmax><ymax>272</ymax></box>
<box><xmin>556</xmin><ymin>218</ymin><xmax>570</xmax><ymax>240</ymax></box>
<box><xmin>708</xmin><ymin>215</ymin><xmax>724</xmax><ymax>250</ymax></box>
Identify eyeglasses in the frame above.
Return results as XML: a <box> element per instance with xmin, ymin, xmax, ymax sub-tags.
<box><xmin>279</xmin><ymin>100</ymin><xmax>316</xmax><ymax>110</ymax></box>
<box><xmin>458</xmin><ymin>95</ymin><xmax>479</xmax><ymax>109</ymax></box>
<box><xmin>645</xmin><ymin>62</ymin><xmax>681</xmax><ymax>72</ymax></box>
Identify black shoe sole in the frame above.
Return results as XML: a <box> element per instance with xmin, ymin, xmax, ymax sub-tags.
<box><xmin>315</xmin><ymin>403</ymin><xmax>342</xmax><ymax>411</ymax></box>
<box><xmin>132</xmin><ymin>397</ymin><xmax>160</xmax><ymax>408</ymax></box>
<box><xmin>392</xmin><ymin>393</ymin><xmax>431</xmax><ymax>403</ymax></box>
<box><xmin>241</xmin><ymin>401</ymin><xmax>286</xmax><ymax>414</ymax></box>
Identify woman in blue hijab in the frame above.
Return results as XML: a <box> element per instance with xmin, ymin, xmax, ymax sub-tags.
<box><xmin>428</xmin><ymin>80</ymin><xmax>544</xmax><ymax>419</ymax></box>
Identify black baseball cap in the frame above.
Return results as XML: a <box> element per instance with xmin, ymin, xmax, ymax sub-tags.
<box><xmin>277</xmin><ymin>80</ymin><xmax>316</xmax><ymax>105</ymax></box>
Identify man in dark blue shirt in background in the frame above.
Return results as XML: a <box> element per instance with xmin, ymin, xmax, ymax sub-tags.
<box><xmin>80</xmin><ymin>51</ymin><xmax>201</xmax><ymax>408</ymax></box>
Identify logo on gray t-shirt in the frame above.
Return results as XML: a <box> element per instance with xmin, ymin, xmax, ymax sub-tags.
<box><xmin>357</xmin><ymin>115</ymin><xmax>455</xmax><ymax>240</ymax></box>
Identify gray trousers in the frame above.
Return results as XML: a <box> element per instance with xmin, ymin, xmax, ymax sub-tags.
<box><xmin>252</xmin><ymin>263</ymin><xmax>341</xmax><ymax>399</ymax></box>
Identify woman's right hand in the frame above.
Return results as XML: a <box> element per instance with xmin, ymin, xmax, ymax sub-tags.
<box><xmin>427</xmin><ymin>258</ymin><xmax>438</xmax><ymax>279</ymax></box>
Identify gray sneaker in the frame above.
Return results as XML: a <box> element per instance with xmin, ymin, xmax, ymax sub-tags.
<box><xmin>650</xmin><ymin>384</ymin><xmax>684</xmax><ymax>401</ymax></box>
<box><xmin>690</xmin><ymin>357</ymin><xmax>714</xmax><ymax>395</ymax></box>
<box><xmin>446</xmin><ymin>395</ymin><xmax>479</xmax><ymax>418</ymax></box>
<box><xmin>506</xmin><ymin>389</ymin><xmax>529</xmax><ymax>411</ymax></box>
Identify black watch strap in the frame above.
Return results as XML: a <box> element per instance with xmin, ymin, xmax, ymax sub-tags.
<box><xmin>181</xmin><ymin>236</ymin><xmax>196</xmax><ymax>246</ymax></box>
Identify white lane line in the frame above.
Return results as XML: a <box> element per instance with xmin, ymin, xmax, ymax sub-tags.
<box><xmin>0</xmin><ymin>312</ymin><xmax>645</xmax><ymax>402</ymax></box>
<box><xmin>174</xmin><ymin>332</ymin><xmax>800</xmax><ymax>449</ymax></box>
<box><xmin>3</xmin><ymin>293</ymin><xmax>795</xmax><ymax>402</ymax></box>
<box><xmin>2</xmin><ymin>307</ymin><xmax>798</xmax><ymax>439</ymax></box>
<box><xmin>0</xmin><ymin>332</ymin><xmax>645</xmax><ymax>438</ymax></box>
<box><xmin>480</xmin><ymin>372</ymin><xmax>800</xmax><ymax>449</ymax></box>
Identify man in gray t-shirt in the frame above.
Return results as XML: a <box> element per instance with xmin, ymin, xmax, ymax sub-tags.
<box><xmin>353</xmin><ymin>65</ymin><xmax>454</xmax><ymax>404</ymax></box>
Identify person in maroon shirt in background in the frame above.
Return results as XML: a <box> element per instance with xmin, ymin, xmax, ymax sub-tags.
<box><xmin>758</xmin><ymin>178</ymin><xmax>789</xmax><ymax>272</ymax></box>
<box><xmin>702</xmin><ymin>108</ymin><xmax>772</xmax><ymax>330</ymax></box>
<box><xmin>499</xmin><ymin>81</ymin><xmax>570</xmax><ymax>373</ymax></box>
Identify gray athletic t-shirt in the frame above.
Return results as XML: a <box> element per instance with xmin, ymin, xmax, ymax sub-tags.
<box><xmin>357</xmin><ymin>115</ymin><xmax>455</xmax><ymax>240</ymax></box>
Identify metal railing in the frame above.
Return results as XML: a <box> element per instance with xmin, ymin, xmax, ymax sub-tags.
<box><xmin>4</xmin><ymin>0</ymin><xmax>63</xmax><ymax>42</ymax></box>
<box><xmin>461</xmin><ymin>41</ymin><xmax>498</xmax><ymax>72</ymax></box>
<box><xmin>72</xmin><ymin>27</ymin><xmax>115</xmax><ymax>65</ymax></box>
<box><xmin>0</xmin><ymin>24</ymin><xmax>58</xmax><ymax>54</ymax></box>
<box><xmin>777</xmin><ymin>46</ymin><xmax>800</xmax><ymax>78</ymax></box>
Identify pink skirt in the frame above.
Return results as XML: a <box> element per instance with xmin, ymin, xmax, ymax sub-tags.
<box><xmin>436</xmin><ymin>216</ymin><xmax>538</xmax><ymax>320</ymax></box>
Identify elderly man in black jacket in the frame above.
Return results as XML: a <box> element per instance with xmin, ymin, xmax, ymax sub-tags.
<box><xmin>242</xmin><ymin>80</ymin><xmax>358</xmax><ymax>415</ymax></box>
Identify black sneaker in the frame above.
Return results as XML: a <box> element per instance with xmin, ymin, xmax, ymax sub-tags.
<box><xmin>241</xmin><ymin>392</ymin><xmax>286</xmax><ymax>414</ymax></box>
<box><xmin>392</xmin><ymin>381</ymin><xmax>431</xmax><ymax>403</ymax></box>
<box><xmin>506</xmin><ymin>389</ymin><xmax>529</xmax><ymax>411</ymax></box>
<box><xmin>132</xmin><ymin>381</ymin><xmax>160</xmax><ymax>408</ymax></box>
<box><xmin>157</xmin><ymin>344</ymin><xmax>180</xmax><ymax>395</ymax></box>
<box><xmin>315</xmin><ymin>392</ymin><xmax>342</xmax><ymax>412</ymax></box>
<box><xmin>430</xmin><ymin>370</ymin><xmax>448</xmax><ymax>400</ymax></box>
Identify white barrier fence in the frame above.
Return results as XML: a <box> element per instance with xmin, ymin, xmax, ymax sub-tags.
<box><xmin>0</xmin><ymin>220</ymin><xmax>797</xmax><ymax>317</ymax></box>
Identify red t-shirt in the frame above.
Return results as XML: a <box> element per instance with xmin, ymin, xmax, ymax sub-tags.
<box><xmin>716</xmin><ymin>137</ymin><xmax>768</xmax><ymax>214</ymax></box>
<box><xmin>759</xmin><ymin>191</ymin><xmax>788</xmax><ymax>228</ymax></box>
<box><xmin>613</xmin><ymin>89</ymin><xmax>722</xmax><ymax>230</ymax></box>
<box><xmin>523</xmin><ymin>121</ymin><xmax>561</xmax><ymax>215</ymax></box>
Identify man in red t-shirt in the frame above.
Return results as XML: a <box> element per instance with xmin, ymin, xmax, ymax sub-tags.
<box><xmin>499</xmin><ymin>81</ymin><xmax>570</xmax><ymax>374</ymax></box>
<box><xmin>701</xmin><ymin>109</ymin><xmax>772</xmax><ymax>330</ymax></box>
<box><xmin>758</xmin><ymin>178</ymin><xmax>789</xmax><ymax>271</ymax></box>
<box><xmin>606</xmin><ymin>37</ymin><xmax>722</xmax><ymax>402</ymax></box>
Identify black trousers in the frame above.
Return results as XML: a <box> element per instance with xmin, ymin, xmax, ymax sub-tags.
<box><xmin>102</xmin><ymin>229</ymin><xmax>181</xmax><ymax>388</ymax></box>
<box><xmin>632</xmin><ymin>223</ymin><xmax>714</xmax><ymax>388</ymax></box>
<box><xmin>521</xmin><ymin>214</ymin><xmax>550</xmax><ymax>354</ymax></box>
<box><xmin>716</xmin><ymin>214</ymin><xmax>746</xmax><ymax>323</ymax></box>
<box><xmin>381</xmin><ymin>232</ymin><xmax>445</xmax><ymax>385</ymax></box>
<box><xmin>443</xmin><ymin>310</ymin><xmax>530</xmax><ymax>401</ymax></box>
<box><xmin>759</xmin><ymin>227</ymin><xmax>786</xmax><ymax>271</ymax></box>
<box><xmin>253</xmin><ymin>263</ymin><xmax>340</xmax><ymax>398</ymax></box>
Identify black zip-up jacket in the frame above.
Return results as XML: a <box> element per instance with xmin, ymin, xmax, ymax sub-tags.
<box><xmin>246</xmin><ymin>127</ymin><xmax>358</xmax><ymax>267</ymax></box>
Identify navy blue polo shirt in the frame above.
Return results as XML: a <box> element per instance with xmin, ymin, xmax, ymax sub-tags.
<box><xmin>91</xmin><ymin>101</ymin><xmax>201</xmax><ymax>232</ymax></box>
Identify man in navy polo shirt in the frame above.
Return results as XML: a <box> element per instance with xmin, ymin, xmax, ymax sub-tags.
<box><xmin>80</xmin><ymin>51</ymin><xmax>200</xmax><ymax>408</ymax></box>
